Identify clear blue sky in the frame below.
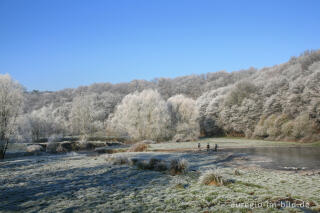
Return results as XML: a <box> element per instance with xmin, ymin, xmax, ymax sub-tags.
<box><xmin>1</xmin><ymin>0</ymin><xmax>319</xmax><ymax>91</ymax></box>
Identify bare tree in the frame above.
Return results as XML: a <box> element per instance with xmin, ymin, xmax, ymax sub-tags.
<box><xmin>0</xmin><ymin>74</ymin><xmax>24</xmax><ymax>159</ymax></box>
<box><xmin>70</xmin><ymin>95</ymin><xmax>95</xmax><ymax>137</ymax></box>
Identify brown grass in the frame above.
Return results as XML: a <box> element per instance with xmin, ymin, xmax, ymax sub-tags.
<box><xmin>129</xmin><ymin>142</ymin><xmax>149</xmax><ymax>152</ymax></box>
<box><xmin>169</xmin><ymin>158</ymin><xmax>188</xmax><ymax>175</ymax></box>
<box><xmin>199</xmin><ymin>170</ymin><xmax>231</xmax><ymax>186</ymax></box>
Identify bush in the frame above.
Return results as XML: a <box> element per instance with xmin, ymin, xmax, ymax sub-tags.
<box><xmin>149</xmin><ymin>158</ymin><xmax>168</xmax><ymax>171</ymax></box>
<box><xmin>234</xmin><ymin>169</ymin><xmax>241</xmax><ymax>176</ymax></box>
<box><xmin>26</xmin><ymin>145</ymin><xmax>44</xmax><ymax>154</ymax></box>
<box><xmin>291</xmin><ymin>114</ymin><xmax>316</xmax><ymax>139</ymax></box>
<box><xmin>136</xmin><ymin>160</ymin><xmax>150</xmax><ymax>170</ymax></box>
<box><xmin>56</xmin><ymin>142</ymin><xmax>74</xmax><ymax>153</ymax></box>
<box><xmin>133</xmin><ymin>158</ymin><xmax>168</xmax><ymax>171</ymax></box>
<box><xmin>106</xmin><ymin>154</ymin><xmax>130</xmax><ymax>165</ymax></box>
<box><xmin>199</xmin><ymin>170</ymin><xmax>228</xmax><ymax>186</ymax></box>
<box><xmin>128</xmin><ymin>142</ymin><xmax>148</xmax><ymax>152</ymax></box>
<box><xmin>46</xmin><ymin>142</ymin><xmax>59</xmax><ymax>153</ymax></box>
<box><xmin>254</xmin><ymin>114</ymin><xmax>291</xmax><ymax>139</ymax></box>
<box><xmin>169</xmin><ymin>158</ymin><xmax>188</xmax><ymax>175</ymax></box>
<box><xmin>281</xmin><ymin>120</ymin><xmax>295</xmax><ymax>138</ymax></box>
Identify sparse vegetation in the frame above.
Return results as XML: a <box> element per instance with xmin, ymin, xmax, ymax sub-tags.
<box><xmin>105</xmin><ymin>154</ymin><xmax>130</xmax><ymax>165</ymax></box>
<box><xmin>169</xmin><ymin>158</ymin><xmax>189</xmax><ymax>175</ymax></box>
<box><xmin>199</xmin><ymin>170</ymin><xmax>230</xmax><ymax>186</ymax></box>
<box><xmin>45</xmin><ymin>142</ymin><xmax>59</xmax><ymax>154</ymax></box>
<box><xmin>128</xmin><ymin>142</ymin><xmax>149</xmax><ymax>152</ymax></box>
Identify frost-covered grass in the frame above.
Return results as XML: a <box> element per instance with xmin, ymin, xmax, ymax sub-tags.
<box><xmin>1</xmin><ymin>151</ymin><xmax>319</xmax><ymax>212</ymax></box>
<box><xmin>149</xmin><ymin>137</ymin><xmax>316</xmax><ymax>151</ymax></box>
<box><xmin>198</xmin><ymin>169</ymin><xmax>230</xmax><ymax>186</ymax></box>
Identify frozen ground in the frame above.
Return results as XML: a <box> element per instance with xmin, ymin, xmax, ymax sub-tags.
<box><xmin>148</xmin><ymin>138</ymin><xmax>318</xmax><ymax>151</ymax></box>
<box><xmin>1</xmin><ymin>150</ymin><xmax>320</xmax><ymax>212</ymax></box>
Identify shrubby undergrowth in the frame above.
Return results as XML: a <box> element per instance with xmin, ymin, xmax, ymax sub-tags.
<box><xmin>105</xmin><ymin>155</ymin><xmax>188</xmax><ymax>175</ymax></box>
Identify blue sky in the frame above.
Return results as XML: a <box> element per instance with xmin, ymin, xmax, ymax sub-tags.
<box><xmin>0</xmin><ymin>0</ymin><xmax>319</xmax><ymax>91</ymax></box>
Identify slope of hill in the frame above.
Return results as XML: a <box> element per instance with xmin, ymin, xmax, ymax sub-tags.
<box><xmin>17</xmin><ymin>50</ymin><xmax>320</xmax><ymax>142</ymax></box>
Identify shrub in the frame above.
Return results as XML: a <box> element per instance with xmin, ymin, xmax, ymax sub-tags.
<box><xmin>291</xmin><ymin>114</ymin><xmax>316</xmax><ymax>139</ymax></box>
<box><xmin>254</xmin><ymin>114</ymin><xmax>291</xmax><ymax>139</ymax></box>
<box><xmin>134</xmin><ymin>158</ymin><xmax>168</xmax><ymax>171</ymax></box>
<box><xmin>234</xmin><ymin>169</ymin><xmax>241</xmax><ymax>176</ymax></box>
<box><xmin>26</xmin><ymin>145</ymin><xmax>44</xmax><ymax>154</ymax></box>
<box><xmin>199</xmin><ymin>170</ymin><xmax>228</xmax><ymax>186</ymax></box>
<box><xmin>46</xmin><ymin>142</ymin><xmax>59</xmax><ymax>153</ymax></box>
<box><xmin>56</xmin><ymin>142</ymin><xmax>74</xmax><ymax>153</ymax></box>
<box><xmin>153</xmin><ymin>160</ymin><xmax>168</xmax><ymax>171</ymax></box>
<box><xmin>149</xmin><ymin>158</ymin><xmax>168</xmax><ymax>171</ymax></box>
<box><xmin>128</xmin><ymin>142</ymin><xmax>148</xmax><ymax>152</ymax></box>
<box><xmin>281</xmin><ymin>120</ymin><xmax>294</xmax><ymax>137</ymax></box>
<box><xmin>105</xmin><ymin>154</ymin><xmax>130</xmax><ymax>165</ymax></box>
<box><xmin>136</xmin><ymin>160</ymin><xmax>150</xmax><ymax>170</ymax></box>
<box><xmin>169</xmin><ymin>158</ymin><xmax>188</xmax><ymax>175</ymax></box>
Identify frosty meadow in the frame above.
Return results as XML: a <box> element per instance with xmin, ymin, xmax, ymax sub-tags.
<box><xmin>1</xmin><ymin>50</ymin><xmax>320</xmax><ymax>212</ymax></box>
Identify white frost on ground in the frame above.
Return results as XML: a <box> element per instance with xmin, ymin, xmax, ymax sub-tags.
<box><xmin>0</xmin><ymin>151</ymin><xmax>320</xmax><ymax>212</ymax></box>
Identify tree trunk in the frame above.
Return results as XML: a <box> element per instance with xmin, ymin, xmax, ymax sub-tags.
<box><xmin>0</xmin><ymin>149</ymin><xmax>4</xmax><ymax>159</ymax></box>
<box><xmin>3</xmin><ymin>139</ymin><xmax>9</xmax><ymax>158</ymax></box>
<box><xmin>0</xmin><ymin>139</ymin><xmax>9</xmax><ymax>159</ymax></box>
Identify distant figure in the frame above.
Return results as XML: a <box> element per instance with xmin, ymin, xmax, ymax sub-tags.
<box><xmin>198</xmin><ymin>143</ymin><xmax>201</xmax><ymax>150</ymax></box>
<box><xmin>207</xmin><ymin>143</ymin><xmax>210</xmax><ymax>152</ymax></box>
<box><xmin>214</xmin><ymin>144</ymin><xmax>218</xmax><ymax>152</ymax></box>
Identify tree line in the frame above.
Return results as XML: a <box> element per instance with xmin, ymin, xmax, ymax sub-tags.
<box><xmin>1</xmin><ymin>50</ymin><xmax>319</xmax><ymax>158</ymax></box>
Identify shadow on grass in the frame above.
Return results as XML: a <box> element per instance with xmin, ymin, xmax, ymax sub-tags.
<box><xmin>0</xmin><ymin>156</ymin><xmax>170</xmax><ymax>212</ymax></box>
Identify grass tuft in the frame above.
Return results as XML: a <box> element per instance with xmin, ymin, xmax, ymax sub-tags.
<box><xmin>199</xmin><ymin>169</ymin><xmax>232</xmax><ymax>186</ymax></box>
<box><xmin>105</xmin><ymin>154</ymin><xmax>130</xmax><ymax>165</ymax></box>
<box><xmin>129</xmin><ymin>142</ymin><xmax>149</xmax><ymax>152</ymax></box>
<box><xmin>169</xmin><ymin>158</ymin><xmax>188</xmax><ymax>175</ymax></box>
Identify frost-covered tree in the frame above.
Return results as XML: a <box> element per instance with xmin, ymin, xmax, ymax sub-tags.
<box><xmin>168</xmin><ymin>95</ymin><xmax>200</xmax><ymax>141</ymax></box>
<box><xmin>0</xmin><ymin>74</ymin><xmax>24</xmax><ymax>158</ymax></box>
<box><xmin>11</xmin><ymin>49</ymin><xmax>320</xmax><ymax>143</ymax></box>
<box><xmin>196</xmin><ymin>87</ymin><xmax>230</xmax><ymax>136</ymax></box>
<box><xmin>70</xmin><ymin>95</ymin><xmax>96</xmax><ymax>137</ymax></box>
<box><xmin>107</xmin><ymin>90</ymin><xmax>171</xmax><ymax>141</ymax></box>
<box><xmin>25</xmin><ymin>105</ymin><xmax>65</xmax><ymax>142</ymax></box>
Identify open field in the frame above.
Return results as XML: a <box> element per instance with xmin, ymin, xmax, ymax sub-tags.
<box><xmin>1</xmin><ymin>138</ymin><xmax>320</xmax><ymax>212</ymax></box>
<box><xmin>149</xmin><ymin>137</ymin><xmax>320</xmax><ymax>151</ymax></box>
